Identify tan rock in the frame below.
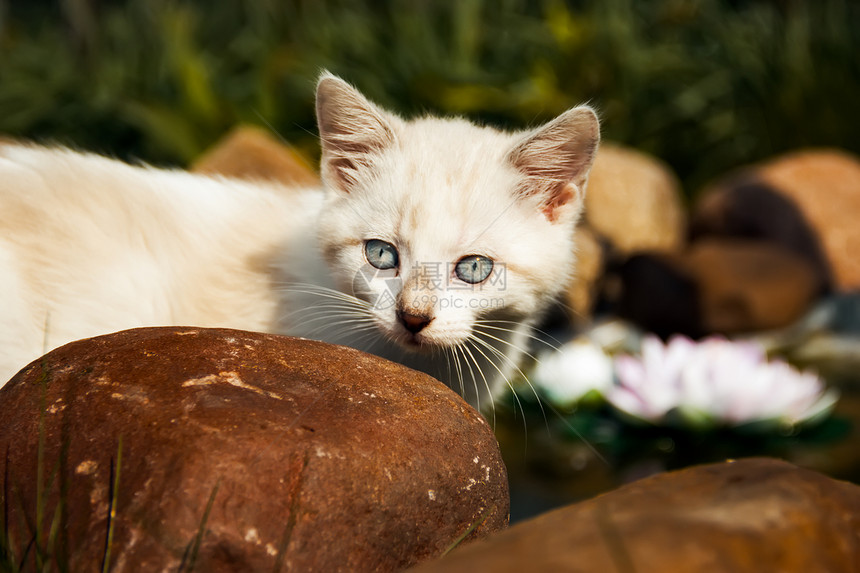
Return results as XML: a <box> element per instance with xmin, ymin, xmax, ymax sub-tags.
<box><xmin>692</xmin><ymin>149</ymin><xmax>860</xmax><ymax>291</ymax></box>
<box><xmin>0</xmin><ymin>327</ymin><xmax>508</xmax><ymax>572</ymax></box>
<box><xmin>759</xmin><ymin>150</ymin><xmax>860</xmax><ymax>290</ymax></box>
<box><xmin>413</xmin><ymin>458</ymin><xmax>860</xmax><ymax>573</ymax></box>
<box><xmin>585</xmin><ymin>143</ymin><xmax>686</xmax><ymax>255</ymax></box>
<box><xmin>192</xmin><ymin>125</ymin><xmax>320</xmax><ymax>187</ymax></box>
<box><xmin>566</xmin><ymin>226</ymin><xmax>604</xmax><ymax>322</ymax></box>
<box><xmin>616</xmin><ymin>239</ymin><xmax>823</xmax><ymax>336</ymax></box>
<box><xmin>686</xmin><ymin>238</ymin><xmax>823</xmax><ymax>333</ymax></box>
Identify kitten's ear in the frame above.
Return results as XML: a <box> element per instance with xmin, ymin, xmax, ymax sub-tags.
<box><xmin>508</xmin><ymin>105</ymin><xmax>600</xmax><ymax>222</ymax></box>
<box><xmin>316</xmin><ymin>73</ymin><xmax>397</xmax><ymax>193</ymax></box>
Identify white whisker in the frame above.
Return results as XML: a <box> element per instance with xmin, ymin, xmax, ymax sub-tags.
<box><xmin>469</xmin><ymin>332</ymin><xmax>549</xmax><ymax>439</ymax></box>
<box><xmin>287</xmin><ymin>309</ymin><xmax>372</xmax><ymax>329</ymax></box>
<box><xmin>278</xmin><ymin>282</ymin><xmax>379</xmax><ymax>343</ymax></box>
<box><xmin>455</xmin><ymin>346</ymin><xmax>481</xmax><ymax>412</ymax></box>
<box><xmin>280</xmin><ymin>282</ymin><xmax>372</xmax><ymax>305</ymax></box>
<box><xmin>341</xmin><ymin>329</ymin><xmax>386</xmax><ymax>353</ymax></box>
<box><xmin>467</xmin><ymin>336</ymin><xmax>531</xmax><ymax>419</ymax></box>
<box><xmin>472</xmin><ymin>321</ymin><xmax>562</xmax><ymax>351</ymax></box>
<box><xmin>459</xmin><ymin>339</ymin><xmax>499</xmax><ymax>428</ymax></box>
<box><xmin>457</xmin><ymin>342</ymin><xmax>484</xmax><ymax>419</ymax></box>
<box><xmin>301</xmin><ymin>319</ymin><xmax>378</xmax><ymax>341</ymax></box>
<box><xmin>442</xmin><ymin>348</ymin><xmax>453</xmax><ymax>393</ymax></box>
<box><xmin>449</xmin><ymin>345</ymin><xmax>466</xmax><ymax>398</ymax></box>
<box><xmin>471</xmin><ymin>325</ymin><xmax>543</xmax><ymax>364</ymax></box>
<box><xmin>288</xmin><ymin>308</ymin><xmax>372</xmax><ymax>325</ymax></box>
<box><xmin>472</xmin><ymin>329</ymin><xmax>608</xmax><ymax>465</ymax></box>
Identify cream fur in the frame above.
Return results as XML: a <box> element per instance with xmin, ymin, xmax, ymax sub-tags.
<box><xmin>0</xmin><ymin>75</ymin><xmax>599</xmax><ymax>410</ymax></box>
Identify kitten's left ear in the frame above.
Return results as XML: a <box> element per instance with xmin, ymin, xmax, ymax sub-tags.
<box><xmin>316</xmin><ymin>73</ymin><xmax>398</xmax><ymax>193</ymax></box>
<box><xmin>508</xmin><ymin>105</ymin><xmax>600</xmax><ymax>222</ymax></box>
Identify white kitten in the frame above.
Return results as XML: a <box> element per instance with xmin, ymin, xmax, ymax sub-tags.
<box><xmin>0</xmin><ymin>74</ymin><xmax>599</xmax><ymax>411</ymax></box>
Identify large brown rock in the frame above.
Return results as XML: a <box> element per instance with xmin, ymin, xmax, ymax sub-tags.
<box><xmin>585</xmin><ymin>143</ymin><xmax>686</xmax><ymax>256</ymax></box>
<box><xmin>192</xmin><ymin>125</ymin><xmax>320</xmax><ymax>187</ymax></box>
<box><xmin>616</xmin><ymin>238</ymin><xmax>823</xmax><ymax>337</ymax></box>
<box><xmin>0</xmin><ymin>327</ymin><xmax>508</xmax><ymax>572</ymax></box>
<box><xmin>691</xmin><ymin>149</ymin><xmax>860</xmax><ymax>291</ymax></box>
<box><xmin>412</xmin><ymin>458</ymin><xmax>860</xmax><ymax>572</ymax></box>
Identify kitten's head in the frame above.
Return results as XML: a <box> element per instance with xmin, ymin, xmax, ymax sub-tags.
<box><xmin>315</xmin><ymin>73</ymin><xmax>599</xmax><ymax>352</ymax></box>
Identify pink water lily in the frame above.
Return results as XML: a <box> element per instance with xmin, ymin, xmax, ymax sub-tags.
<box><xmin>608</xmin><ymin>335</ymin><xmax>838</xmax><ymax>426</ymax></box>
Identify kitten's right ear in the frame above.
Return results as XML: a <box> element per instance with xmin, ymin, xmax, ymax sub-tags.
<box><xmin>509</xmin><ymin>105</ymin><xmax>600</xmax><ymax>223</ymax></box>
<box><xmin>316</xmin><ymin>73</ymin><xmax>397</xmax><ymax>193</ymax></box>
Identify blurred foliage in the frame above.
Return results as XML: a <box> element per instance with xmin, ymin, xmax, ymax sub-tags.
<box><xmin>0</xmin><ymin>0</ymin><xmax>858</xmax><ymax>193</ymax></box>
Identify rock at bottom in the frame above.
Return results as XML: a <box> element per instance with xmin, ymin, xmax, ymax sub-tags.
<box><xmin>0</xmin><ymin>327</ymin><xmax>508</xmax><ymax>572</ymax></box>
<box><xmin>412</xmin><ymin>458</ymin><xmax>860</xmax><ymax>573</ymax></box>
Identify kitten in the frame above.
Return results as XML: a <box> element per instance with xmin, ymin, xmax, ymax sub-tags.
<box><xmin>0</xmin><ymin>74</ymin><xmax>599</xmax><ymax>411</ymax></box>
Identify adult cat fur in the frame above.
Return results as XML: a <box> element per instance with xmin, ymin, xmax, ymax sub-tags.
<box><xmin>0</xmin><ymin>74</ymin><xmax>599</xmax><ymax>410</ymax></box>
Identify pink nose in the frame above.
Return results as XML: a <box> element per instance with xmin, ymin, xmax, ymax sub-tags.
<box><xmin>397</xmin><ymin>311</ymin><xmax>433</xmax><ymax>334</ymax></box>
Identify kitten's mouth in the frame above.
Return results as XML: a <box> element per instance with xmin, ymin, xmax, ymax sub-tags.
<box><xmin>393</xmin><ymin>327</ymin><xmax>466</xmax><ymax>353</ymax></box>
<box><xmin>400</xmin><ymin>333</ymin><xmax>433</xmax><ymax>351</ymax></box>
<box><xmin>389</xmin><ymin>327</ymin><xmax>443</xmax><ymax>353</ymax></box>
<box><xmin>377</xmin><ymin>314</ymin><xmax>467</xmax><ymax>352</ymax></box>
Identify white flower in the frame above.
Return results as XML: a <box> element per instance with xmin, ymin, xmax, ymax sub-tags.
<box><xmin>532</xmin><ymin>339</ymin><xmax>614</xmax><ymax>406</ymax></box>
<box><xmin>607</xmin><ymin>335</ymin><xmax>838</xmax><ymax>426</ymax></box>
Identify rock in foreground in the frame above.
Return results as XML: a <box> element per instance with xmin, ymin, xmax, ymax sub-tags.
<box><xmin>0</xmin><ymin>327</ymin><xmax>508</xmax><ymax>572</ymax></box>
<box><xmin>412</xmin><ymin>458</ymin><xmax>860</xmax><ymax>573</ymax></box>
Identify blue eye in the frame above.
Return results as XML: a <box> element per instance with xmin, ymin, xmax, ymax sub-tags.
<box><xmin>455</xmin><ymin>255</ymin><xmax>494</xmax><ymax>284</ymax></box>
<box><xmin>365</xmin><ymin>239</ymin><xmax>399</xmax><ymax>270</ymax></box>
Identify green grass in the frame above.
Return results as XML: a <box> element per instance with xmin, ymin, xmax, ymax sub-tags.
<box><xmin>441</xmin><ymin>503</ymin><xmax>497</xmax><ymax>557</ymax></box>
<box><xmin>178</xmin><ymin>479</ymin><xmax>221</xmax><ymax>573</ymax></box>
<box><xmin>0</xmin><ymin>341</ymin><xmax>125</xmax><ymax>572</ymax></box>
<box><xmin>100</xmin><ymin>437</ymin><xmax>122</xmax><ymax>573</ymax></box>
<box><xmin>0</xmin><ymin>0</ymin><xmax>857</xmax><ymax>194</ymax></box>
<box><xmin>0</xmin><ymin>417</ymin><xmax>221</xmax><ymax>571</ymax></box>
<box><xmin>0</xmin><ymin>359</ymin><xmax>71</xmax><ymax>573</ymax></box>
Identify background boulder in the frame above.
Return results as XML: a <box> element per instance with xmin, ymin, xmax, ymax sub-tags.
<box><xmin>615</xmin><ymin>238</ymin><xmax>823</xmax><ymax>337</ymax></box>
<box><xmin>691</xmin><ymin>149</ymin><xmax>860</xmax><ymax>292</ymax></box>
<box><xmin>584</xmin><ymin>143</ymin><xmax>686</xmax><ymax>256</ymax></box>
<box><xmin>192</xmin><ymin>125</ymin><xmax>320</xmax><ymax>187</ymax></box>
<box><xmin>567</xmin><ymin>143</ymin><xmax>687</xmax><ymax>322</ymax></box>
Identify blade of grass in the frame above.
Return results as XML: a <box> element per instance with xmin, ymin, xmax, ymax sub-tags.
<box><xmin>34</xmin><ymin>360</ymin><xmax>49</xmax><ymax>571</ymax></box>
<box><xmin>100</xmin><ymin>436</ymin><xmax>123</xmax><ymax>573</ymax></box>
<box><xmin>440</xmin><ymin>503</ymin><xmax>496</xmax><ymax>557</ymax></box>
<box><xmin>178</xmin><ymin>478</ymin><xmax>221</xmax><ymax>573</ymax></box>
<box><xmin>2</xmin><ymin>445</ymin><xmax>15</xmax><ymax>572</ymax></box>
<box><xmin>13</xmin><ymin>488</ymin><xmax>34</xmax><ymax>572</ymax></box>
<box><xmin>271</xmin><ymin>451</ymin><xmax>310</xmax><ymax>573</ymax></box>
<box><xmin>594</xmin><ymin>502</ymin><xmax>637</xmax><ymax>573</ymax></box>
